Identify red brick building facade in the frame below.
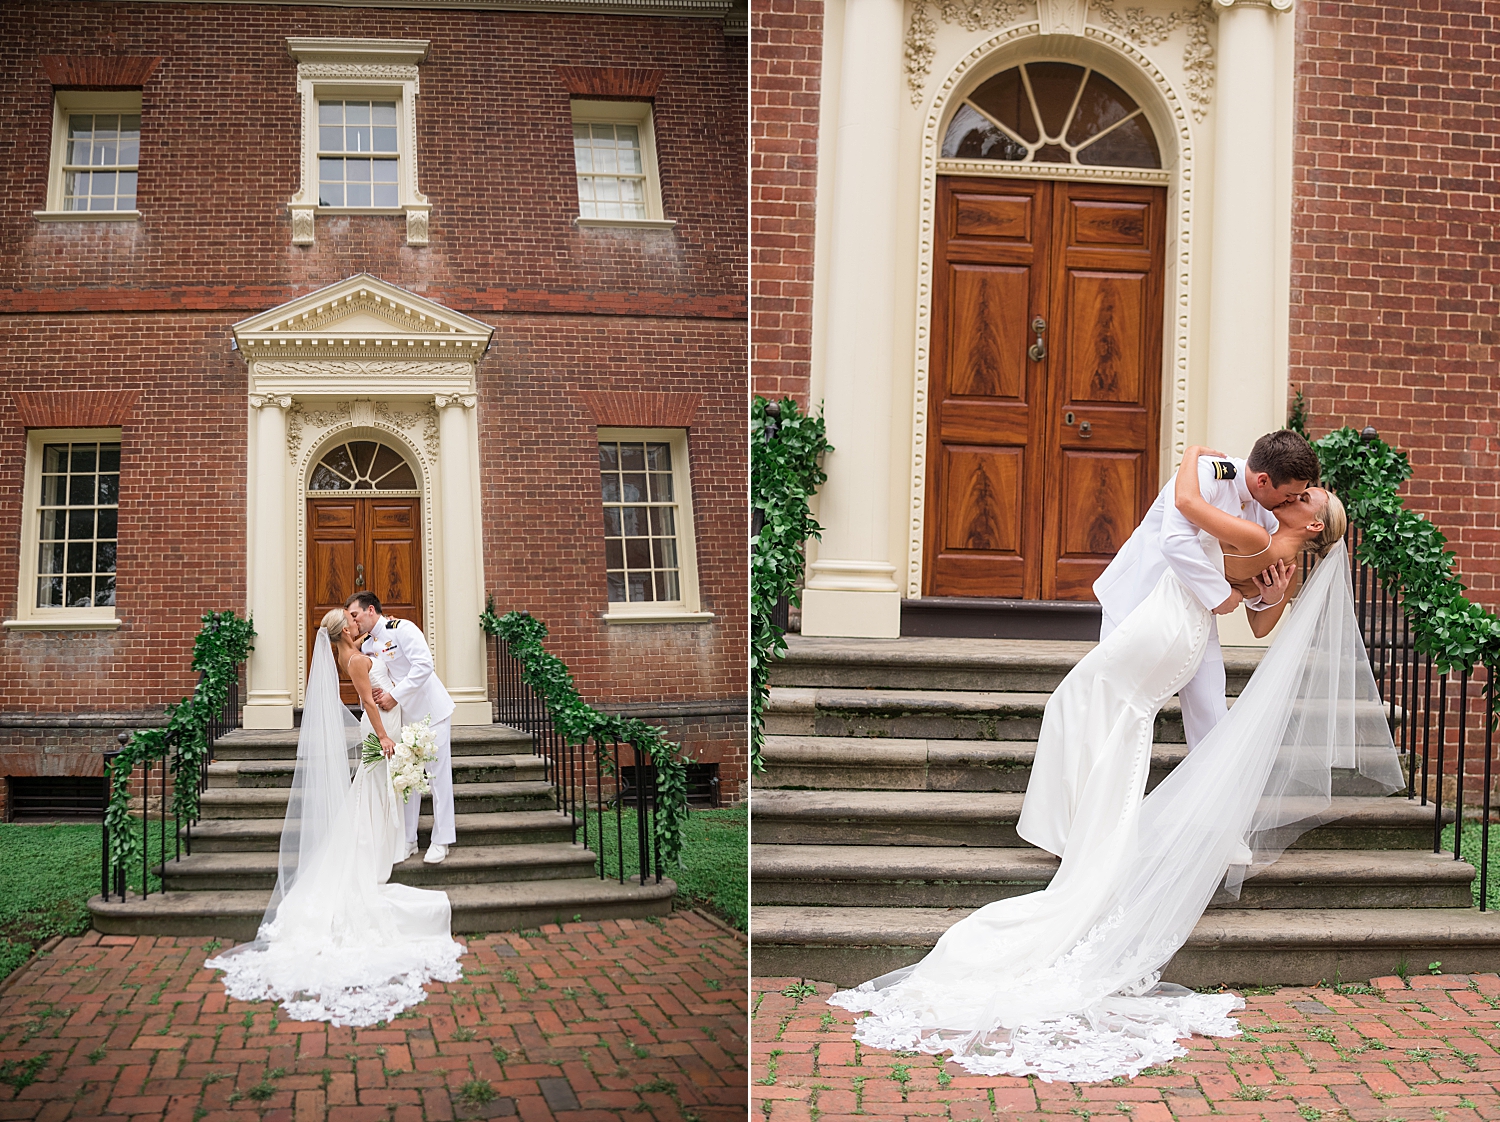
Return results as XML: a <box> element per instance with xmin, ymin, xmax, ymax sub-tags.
<box><xmin>751</xmin><ymin>0</ymin><xmax>1500</xmax><ymax>626</ymax></box>
<box><xmin>0</xmin><ymin>3</ymin><xmax>748</xmax><ymax>807</ymax></box>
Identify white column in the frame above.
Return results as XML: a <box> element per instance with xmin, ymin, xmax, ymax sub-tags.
<box><xmin>1205</xmin><ymin>0</ymin><xmax>1289</xmax><ymax>456</ymax></box>
<box><xmin>243</xmin><ymin>394</ymin><xmax>294</xmax><ymax>729</ymax></box>
<box><xmin>435</xmin><ymin>393</ymin><xmax>490</xmax><ymax>725</ymax></box>
<box><xmin>800</xmin><ymin>0</ymin><xmax>906</xmax><ymax>639</ymax></box>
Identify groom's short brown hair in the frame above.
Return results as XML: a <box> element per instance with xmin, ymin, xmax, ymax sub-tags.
<box><xmin>1247</xmin><ymin>430</ymin><xmax>1320</xmax><ymax>487</ymax></box>
<box><xmin>347</xmin><ymin>592</ymin><xmax>382</xmax><ymax>614</ymax></box>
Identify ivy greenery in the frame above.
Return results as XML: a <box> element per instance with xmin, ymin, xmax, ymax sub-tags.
<box><xmin>478</xmin><ymin>605</ymin><xmax>689</xmax><ymax>866</ymax></box>
<box><xmin>1313</xmin><ymin>426</ymin><xmax>1500</xmax><ymax>675</ymax></box>
<box><xmin>106</xmin><ymin>611</ymin><xmax>255</xmax><ymax>890</ymax></box>
<box><xmin>751</xmin><ymin>396</ymin><xmax>831</xmax><ymax>773</ymax></box>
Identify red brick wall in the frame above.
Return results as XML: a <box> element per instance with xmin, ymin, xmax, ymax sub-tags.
<box><xmin>1288</xmin><ymin>0</ymin><xmax>1500</xmax><ymax>602</ymax></box>
<box><xmin>0</xmin><ymin>4</ymin><xmax>747</xmax><ymax>793</ymax></box>
<box><xmin>750</xmin><ymin>0</ymin><xmax>822</xmax><ymax>405</ymax></box>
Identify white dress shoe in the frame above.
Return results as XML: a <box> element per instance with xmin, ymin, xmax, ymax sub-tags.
<box><xmin>423</xmin><ymin>844</ymin><xmax>449</xmax><ymax>864</ymax></box>
<box><xmin>401</xmin><ymin>841</ymin><xmax>419</xmax><ymax>861</ymax></box>
<box><xmin>1229</xmin><ymin>841</ymin><xmax>1255</xmax><ymax>865</ymax></box>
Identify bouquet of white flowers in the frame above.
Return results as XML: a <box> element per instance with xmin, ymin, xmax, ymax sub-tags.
<box><xmin>359</xmin><ymin>715</ymin><xmax>439</xmax><ymax>803</ymax></box>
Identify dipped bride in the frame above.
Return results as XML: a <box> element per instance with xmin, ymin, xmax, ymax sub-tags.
<box><xmin>830</xmin><ymin>444</ymin><xmax>1405</xmax><ymax>1082</ymax></box>
<box><xmin>207</xmin><ymin>608</ymin><xmax>463</xmax><ymax>1026</ymax></box>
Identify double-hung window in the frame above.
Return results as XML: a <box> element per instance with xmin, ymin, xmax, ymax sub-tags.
<box><xmin>596</xmin><ymin>428</ymin><xmax>708</xmax><ymax>622</ymax></box>
<box><xmin>570</xmin><ymin>101</ymin><xmax>673</xmax><ymax>229</ymax></box>
<box><xmin>37</xmin><ymin>92</ymin><xmax>142</xmax><ymax>221</ymax></box>
<box><xmin>5</xmin><ymin>428</ymin><xmax>123</xmax><ymax>631</ymax></box>
<box><xmin>285</xmin><ymin>38</ymin><xmax>430</xmax><ymax>245</ymax></box>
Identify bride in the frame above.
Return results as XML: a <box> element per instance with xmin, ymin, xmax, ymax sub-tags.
<box><xmin>830</xmin><ymin>446</ymin><xmax>1405</xmax><ymax>1083</ymax></box>
<box><xmin>207</xmin><ymin>608</ymin><xmax>464</xmax><ymax>1026</ymax></box>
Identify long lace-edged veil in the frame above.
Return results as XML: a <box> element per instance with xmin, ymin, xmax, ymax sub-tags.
<box><xmin>832</xmin><ymin>541</ymin><xmax>1404</xmax><ymax>1081</ymax></box>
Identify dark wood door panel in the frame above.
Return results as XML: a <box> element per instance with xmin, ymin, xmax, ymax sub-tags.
<box><xmin>948</xmin><ymin>265</ymin><xmax>1031</xmax><ymax>400</ymax></box>
<box><xmin>308</xmin><ymin>496</ymin><xmax>423</xmax><ymax>706</ymax></box>
<box><xmin>927</xmin><ymin>175</ymin><xmax>1165</xmax><ymax>603</ymax></box>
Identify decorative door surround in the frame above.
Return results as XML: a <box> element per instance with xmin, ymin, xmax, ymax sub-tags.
<box><xmin>234</xmin><ymin>274</ymin><xmax>494</xmax><ymax>729</ymax></box>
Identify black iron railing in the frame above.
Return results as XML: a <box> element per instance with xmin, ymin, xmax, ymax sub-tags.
<box><xmin>99</xmin><ymin>666</ymin><xmax>243</xmax><ymax>902</ymax></box>
<box><xmin>1304</xmin><ymin>436</ymin><xmax>1495</xmax><ymax>911</ymax></box>
<box><xmin>488</xmin><ymin>632</ymin><xmax>662</xmax><ymax>885</ymax></box>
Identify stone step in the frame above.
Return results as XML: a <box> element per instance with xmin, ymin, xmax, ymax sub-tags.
<box><xmin>198</xmin><ymin>781</ymin><xmax>557</xmax><ymax>819</ymax></box>
<box><xmin>751</xmin><ymin>789</ymin><xmax>1449</xmax><ymax>849</ymax></box>
<box><xmin>750</xmin><ymin>904</ymin><xmax>1500</xmax><ymax>989</ymax></box>
<box><xmin>89</xmin><ymin>877</ymin><xmax>677</xmax><ymax>940</ymax></box>
<box><xmin>749</xmin><ymin>844</ymin><xmax>1476</xmax><ymax>910</ymax></box>
<box><xmin>157</xmin><ymin>842</ymin><xmax>597</xmax><ymax>892</ymax></box>
<box><xmin>767</xmin><ymin>686</ymin><xmax>1189</xmax><ymax>743</ymax></box>
<box><xmin>759</xmin><ymin>735</ymin><xmax>1404</xmax><ymax>797</ymax></box>
<box><xmin>770</xmin><ymin>635</ymin><xmax>1264</xmax><ymax>695</ymax></box>
<box><xmin>205</xmin><ymin>754</ymin><xmax>546</xmax><ymax>789</ymax></box>
<box><xmin>181</xmin><ymin>810</ymin><xmax>577</xmax><ymax>853</ymax></box>
<box><xmin>209</xmin><ymin>724</ymin><xmax>537</xmax><ymax>761</ymax></box>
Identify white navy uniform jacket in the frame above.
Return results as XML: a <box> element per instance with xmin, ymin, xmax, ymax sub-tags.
<box><xmin>361</xmin><ymin>615</ymin><xmax>456</xmax><ymax>725</ymax></box>
<box><xmin>1093</xmin><ymin>456</ymin><xmax>1280</xmax><ymax>619</ymax></box>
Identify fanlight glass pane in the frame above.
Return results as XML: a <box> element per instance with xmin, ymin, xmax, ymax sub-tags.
<box><xmin>309</xmin><ymin>441</ymin><xmax>417</xmax><ymax>490</ymax></box>
<box><xmin>944</xmin><ymin>63</ymin><xmax>1160</xmax><ymax>171</ymax></box>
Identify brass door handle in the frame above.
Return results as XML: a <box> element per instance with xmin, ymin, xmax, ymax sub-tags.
<box><xmin>355</xmin><ymin>563</ymin><xmax>366</xmax><ymax>589</ymax></box>
<box><xmin>1079</xmin><ymin>420</ymin><xmax>1092</xmax><ymax>439</ymax></box>
<box><xmin>1028</xmin><ymin>316</ymin><xmax>1047</xmax><ymax>362</ymax></box>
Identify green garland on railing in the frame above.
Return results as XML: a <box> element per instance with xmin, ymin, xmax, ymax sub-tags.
<box><xmin>751</xmin><ymin>396</ymin><xmax>832</xmax><ymax>774</ymax></box>
<box><xmin>478</xmin><ymin>605</ymin><xmax>689</xmax><ymax>866</ymax></box>
<box><xmin>1314</xmin><ymin>426</ymin><xmax>1500</xmax><ymax>674</ymax></box>
<box><xmin>105</xmin><ymin>611</ymin><xmax>255</xmax><ymax>890</ymax></box>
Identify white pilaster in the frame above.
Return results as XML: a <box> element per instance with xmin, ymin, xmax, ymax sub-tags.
<box><xmin>244</xmin><ymin>394</ymin><xmax>295</xmax><ymax>729</ymax></box>
<box><xmin>436</xmin><ymin>394</ymin><xmax>491</xmax><ymax>725</ymax></box>
<box><xmin>1205</xmin><ymin>0</ymin><xmax>1290</xmax><ymax>457</ymax></box>
<box><xmin>800</xmin><ymin>0</ymin><xmax>906</xmax><ymax>640</ymax></box>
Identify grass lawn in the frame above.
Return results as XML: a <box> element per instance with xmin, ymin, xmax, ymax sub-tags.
<box><xmin>577</xmin><ymin>802</ymin><xmax>747</xmax><ymax>931</ymax></box>
<box><xmin>1442</xmin><ymin>820</ymin><xmax>1500</xmax><ymax>910</ymax></box>
<box><xmin>0</xmin><ymin>817</ymin><xmax>170</xmax><ymax>983</ymax></box>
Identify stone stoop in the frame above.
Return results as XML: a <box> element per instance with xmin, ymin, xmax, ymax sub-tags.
<box><xmin>89</xmin><ymin>722</ymin><xmax>675</xmax><ymax>939</ymax></box>
<box><xmin>751</xmin><ymin>635</ymin><xmax>1500</xmax><ymax>988</ymax></box>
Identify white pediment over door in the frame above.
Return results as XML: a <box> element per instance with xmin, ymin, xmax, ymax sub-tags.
<box><xmin>232</xmin><ymin>273</ymin><xmax>495</xmax><ymax>398</ymax></box>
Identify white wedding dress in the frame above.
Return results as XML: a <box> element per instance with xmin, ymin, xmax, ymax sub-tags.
<box><xmin>830</xmin><ymin>541</ymin><xmax>1404</xmax><ymax>1082</ymax></box>
<box><xmin>207</xmin><ymin>632</ymin><xmax>464</xmax><ymax>1026</ymax></box>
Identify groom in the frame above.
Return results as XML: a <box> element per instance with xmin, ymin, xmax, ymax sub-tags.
<box><xmin>1093</xmin><ymin>429</ymin><xmax>1321</xmax><ymax>749</ymax></box>
<box><xmin>345</xmin><ymin>592</ymin><xmax>457</xmax><ymax>864</ymax></box>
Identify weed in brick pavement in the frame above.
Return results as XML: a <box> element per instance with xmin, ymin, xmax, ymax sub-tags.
<box><xmin>1298</xmin><ymin>1107</ymin><xmax>1323</xmax><ymax>1121</ymax></box>
<box><xmin>458</xmin><ymin>1077</ymin><xmax>496</xmax><ymax>1105</ymax></box>
<box><xmin>756</xmin><ymin>1049</ymin><xmax>782</xmax><ymax>1085</ymax></box>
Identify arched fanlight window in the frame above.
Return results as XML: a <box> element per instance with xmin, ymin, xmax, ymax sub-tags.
<box><xmin>309</xmin><ymin>439</ymin><xmax>418</xmax><ymax>491</ymax></box>
<box><xmin>942</xmin><ymin>62</ymin><xmax>1161</xmax><ymax>170</ymax></box>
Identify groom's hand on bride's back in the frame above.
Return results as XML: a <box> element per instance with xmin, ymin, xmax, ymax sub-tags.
<box><xmin>1213</xmin><ymin>589</ymin><xmax>1244</xmax><ymax>615</ymax></box>
<box><xmin>371</xmin><ymin>687</ymin><xmax>397</xmax><ymax>712</ymax></box>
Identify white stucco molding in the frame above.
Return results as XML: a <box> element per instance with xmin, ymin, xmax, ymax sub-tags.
<box><xmin>285</xmin><ymin>38</ymin><xmax>432</xmax><ymax>246</ymax></box>
<box><xmin>904</xmin><ymin>27</ymin><xmax>1198</xmax><ymax>599</ymax></box>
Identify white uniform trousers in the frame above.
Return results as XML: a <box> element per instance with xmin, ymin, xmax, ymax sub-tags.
<box><xmin>1100</xmin><ymin>607</ymin><xmax>1227</xmax><ymax>751</ymax></box>
<box><xmin>404</xmin><ymin>716</ymin><xmax>455</xmax><ymax>846</ymax></box>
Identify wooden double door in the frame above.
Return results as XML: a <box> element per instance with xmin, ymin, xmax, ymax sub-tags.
<box><xmin>923</xmin><ymin>176</ymin><xmax>1167</xmax><ymax>601</ymax></box>
<box><xmin>308</xmin><ymin>497</ymin><xmax>424</xmax><ymax>705</ymax></box>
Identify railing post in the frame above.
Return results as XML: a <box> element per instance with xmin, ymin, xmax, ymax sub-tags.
<box><xmin>1435</xmin><ymin>671</ymin><xmax>1449</xmax><ymax>855</ymax></box>
<box><xmin>1421</xmin><ymin>655</ymin><xmax>1433</xmax><ymax>806</ymax></box>
<box><xmin>1457</xmin><ymin>667</ymin><xmax>1470</xmax><ymax>862</ymax></box>
<box><xmin>1482</xmin><ymin>666</ymin><xmax>1494</xmax><ymax>912</ymax></box>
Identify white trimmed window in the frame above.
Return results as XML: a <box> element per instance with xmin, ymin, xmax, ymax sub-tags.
<box><xmin>571</xmin><ymin>101</ymin><xmax>673</xmax><ymax>229</ymax></box>
<box><xmin>5</xmin><ymin>428</ymin><xmax>123</xmax><ymax>631</ymax></box>
<box><xmin>596</xmin><ymin>428</ymin><xmax>709</xmax><ymax>622</ymax></box>
<box><xmin>36</xmin><ymin>92</ymin><xmax>142</xmax><ymax>221</ymax></box>
<box><xmin>285</xmin><ymin>38</ymin><xmax>430</xmax><ymax>246</ymax></box>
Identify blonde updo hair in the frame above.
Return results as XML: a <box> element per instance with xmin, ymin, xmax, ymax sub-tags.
<box><xmin>321</xmin><ymin>607</ymin><xmax>349</xmax><ymax>643</ymax></box>
<box><xmin>1308</xmin><ymin>491</ymin><xmax>1347</xmax><ymax>559</ymax></box>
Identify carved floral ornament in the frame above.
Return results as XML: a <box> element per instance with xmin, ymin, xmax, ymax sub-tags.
<box><xmin>902</xmin><ymin>0</ymin><xmax>1289</xmax><ymax>115</ymax></box>
<box><xmin>285</xmin><ymin>399</ymin><xmax>440</xmax><ymax>464</ymax></box>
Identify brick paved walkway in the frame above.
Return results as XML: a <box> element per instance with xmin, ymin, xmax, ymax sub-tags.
<box><xmin>0</xmin><ymin>913</ymin><xmax>746</xmax><ymax>1122</ymax></box>
<box><xmin>752</xmin><ymin>973</ymin><xmax>1500</xmax><ymax>1121</ymax></box>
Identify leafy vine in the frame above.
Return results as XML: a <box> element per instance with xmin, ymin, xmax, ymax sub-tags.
<box><xmin>1314</xmin><ymin>426</ymin><xmax>1500</xmax><ymax>675</ymax></box>
<box><xmin>478</xmin><ymin>606</ymin><xmax>689</xmax><ymax>866</ymax></box>
<box><xmin>751</xmin><ymin>397</ymin><xmax>832</xmax><ymax>773</ymax></box>
<box><xmin>106</xmin><ymin>611</ymin><xmax>255</xmax><ymax>890</ymax></box>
